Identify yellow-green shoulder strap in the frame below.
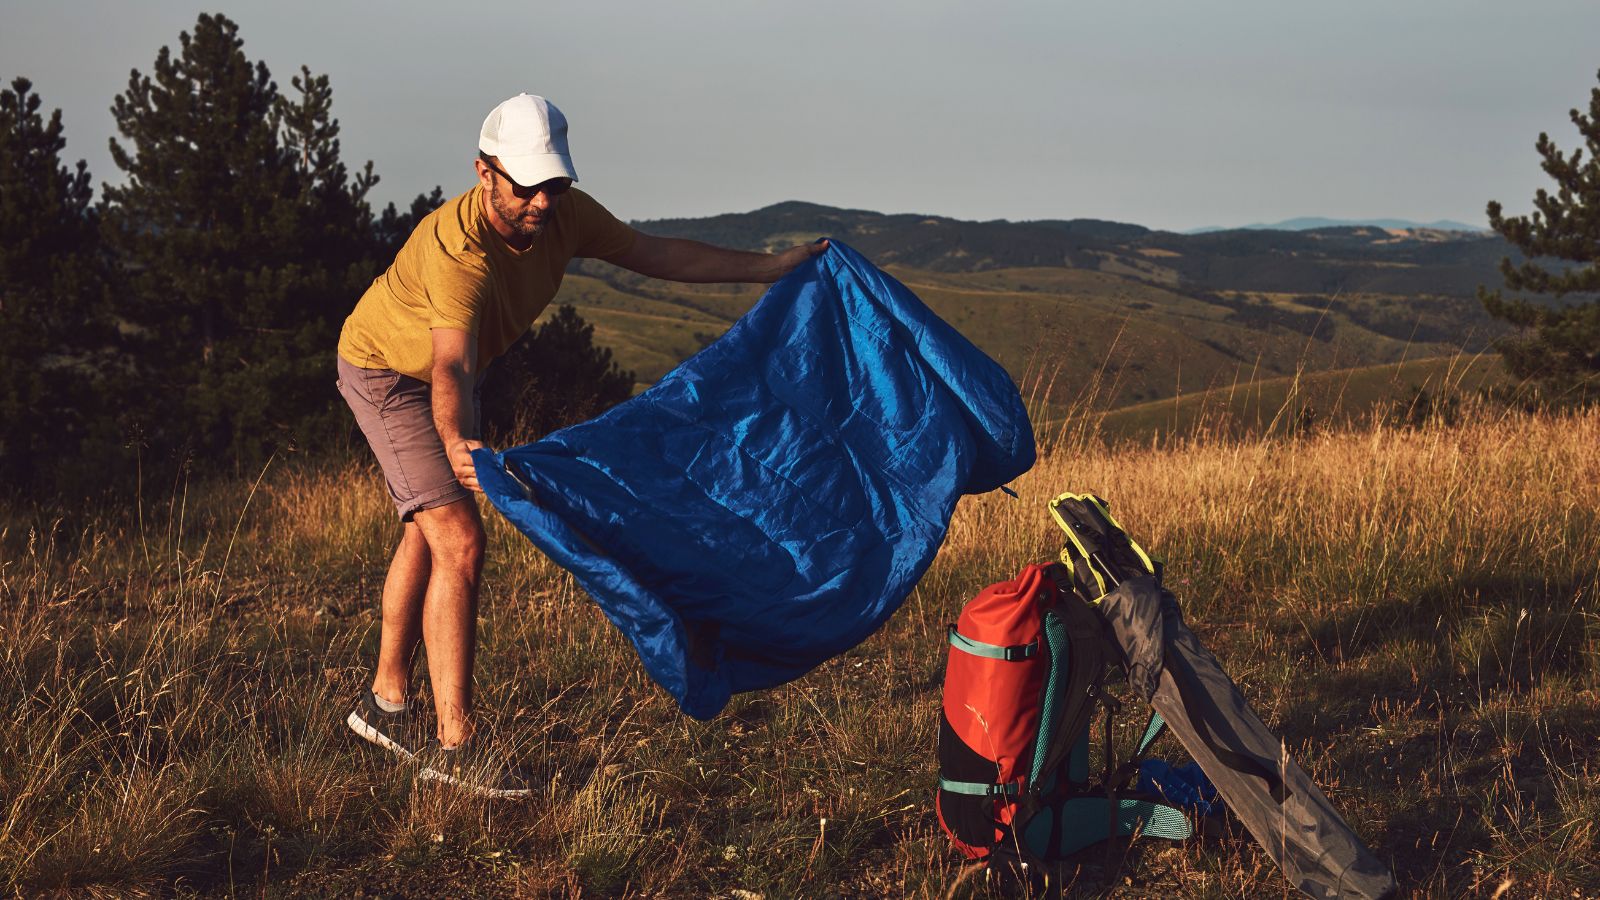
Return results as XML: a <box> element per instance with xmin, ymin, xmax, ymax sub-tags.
<box><xmin>1047</xmin><ymin>491</ymin><xmax>1157</xmax><ymax>599</ymax></box>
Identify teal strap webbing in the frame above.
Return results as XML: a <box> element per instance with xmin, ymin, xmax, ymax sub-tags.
<box><xmin>938</xmin><ymin>777</ymin><xmax>1023</xmax><ymax>798</ymax></box>
<box><xmin>1030</xmin><ymin>611</ymin><xmax>1070</xmax><ymax>789</ymax></box>
<box><xmin>947</xmin><ymin>626</ymin><xmax>1037</xmax><ymax>662</ymax></box>
<box><xmin>1129</xmin><ymin>798</ymin><xmax>1193</xmax><ymax>841</ymax></box>
<box><xmin>1137</xmin><ymin>712</ymin><xmax>1166</xmax><ymax>756</ymax></box>
<box><xmin>1023</xmin><ymin>797</ymin><xmax>1194</xmax><ymax>858</ymax></box>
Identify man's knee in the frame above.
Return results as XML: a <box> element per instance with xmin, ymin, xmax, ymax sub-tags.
<box><xmin>435</xmin><ymin>521</ymin><xmax>486</xmax><ymax>575</ymax></box>
<box><xmin>414</xmin><ymin>500</ymin><xmax>486</xmax><ymax>575</ymax></box>
<box><xmin>397</xmin><ymin>521</ymin><xmax>429</xmax><ymax>556</ymax></box>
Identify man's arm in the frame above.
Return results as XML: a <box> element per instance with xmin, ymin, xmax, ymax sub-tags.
<box><xmin>605</xmin><ymin>232</ymin><xmax>828</xmax><ymax>284</ymax></box>
<box><xmin>431</xmin><ymin>327</ymin><xmax>483</xmax><ymax>493</ymax></box>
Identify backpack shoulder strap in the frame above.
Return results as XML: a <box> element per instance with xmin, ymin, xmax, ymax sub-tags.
<box><xmin>1032</xmin><ymin>563</ymin><xmax>1117</xmax><ymax>782</ymax></box>
<box><xmin>1048</xmin><ymin>492</ymin><xmax>1160</xmax><ymax>599</ymax></box>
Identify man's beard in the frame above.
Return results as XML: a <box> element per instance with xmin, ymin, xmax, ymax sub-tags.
<box><xmin>488</xmin><ymin>186</ymin><xmax>546</xmax><ymax>239</ymax></box>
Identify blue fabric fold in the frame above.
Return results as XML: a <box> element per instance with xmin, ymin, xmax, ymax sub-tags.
<box><xmin>475</xmin><ymin>240</ymin><xmax>1034</xmax><ymax>719</ymax></box>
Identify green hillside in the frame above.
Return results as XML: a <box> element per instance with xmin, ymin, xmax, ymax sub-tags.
<box><xmin>1091</xmin><ymin>354</ymin><xmax>1509</xmax><ymax>443</ymax></box>
<box><xmin>886</xmin><ymin>267</ymin><xmax>1476</xmax><ymax>407</ymax></box>
<box><xmin>539</xmin><ymin>203</ymin><xmax>1524</xmax><ymax>421</ymax></box>
<box><xmin>555</xmin><ymin>266</ymin><xmax>765</xmax><ymax>384</ymax></box>
<box><xmin>554</xmin><ymin>258</ymin><xmax>1503</xmax><ymax>414</ymax></box>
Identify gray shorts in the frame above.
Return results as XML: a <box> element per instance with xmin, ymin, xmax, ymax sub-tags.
<box><xmin>337</xmin><ymin>355</ymin><xmax>482</xmax><ymax>520</ymax></box>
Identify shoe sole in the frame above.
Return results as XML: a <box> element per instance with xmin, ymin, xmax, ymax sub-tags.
<box><xmin>349</xmin><ymin>707</ymin><xmax>530</xmax><ymax>800</ymax></box>
<box><xmin>417</xmin><ymin>764</ymin><xmax>533</xmax><ymax>800</ymax></box>
<box><xmin>346</xmin><ymin>709</ymin><xmax>415</xmax><ymax>760</ymax></box>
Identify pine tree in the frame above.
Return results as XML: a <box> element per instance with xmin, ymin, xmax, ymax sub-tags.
<box><xmin>0</xmin><ymin>77</ymin><xmax>105</xmax><ymax>491</ymax></box>
<box><xmin>1480</xmin><ymin>68</ymin><xmax>1600</xmax><ymax>401</ymax></box>
<box><xmin>480</xmin><ymin>304</ymin><xmax>636</xmax><ymax>442</ymax></box>
<box><xmin>275</xmin><ymin>63</ymin><xmax>379</xmax><ymax>264</ymax></box>
<box><xmin>103</xmin><ymin>13</ymin><xmax>383</xmax><ymax>468</ymax></box>
<box><xmin>374</xmin><ymin>185</ymin><xmax>446</xmax><ymax>258</ymax></box>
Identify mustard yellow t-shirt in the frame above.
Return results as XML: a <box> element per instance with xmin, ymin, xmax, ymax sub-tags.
<box><xmin>337</xmin><ymin>185</ymin><xmax>636</xmax><ymax>380</ymax></box>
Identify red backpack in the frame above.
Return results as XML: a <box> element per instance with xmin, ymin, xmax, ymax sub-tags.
<box><xmin>935</xmin><ymin>561</ymin><xmax>1188</xmax><ymax>863</ymax></box>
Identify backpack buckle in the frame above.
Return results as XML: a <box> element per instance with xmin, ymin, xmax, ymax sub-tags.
<box><xmin>1089</xmin><ymin>683</ymin><xmax>1122</xmax><ymax>715</ymax></box>
<box><xmin>1003</xmin><ymin>643</ymin><xmax>1036</xmax><ymax>662</ymax></box>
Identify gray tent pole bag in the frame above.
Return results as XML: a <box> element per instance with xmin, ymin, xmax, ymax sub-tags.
<box><xmin>1099</xmin><ymin>576</ymin><xmax>1396</xmax><ymax>900</ymax></box>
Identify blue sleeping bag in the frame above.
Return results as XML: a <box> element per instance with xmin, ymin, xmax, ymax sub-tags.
<box><xmin>474</xmin><ymin>240</ymin><xmax>1034</xmax><ymax>719</ymax></box>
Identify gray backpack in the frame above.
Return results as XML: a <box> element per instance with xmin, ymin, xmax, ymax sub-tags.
<box><xmin>1049</xmin><ymin>492</ymin><xmax>1397</xmax><ymax>899</ymax></box>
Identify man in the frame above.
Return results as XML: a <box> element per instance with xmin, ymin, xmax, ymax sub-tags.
<box><xmin>336</xmin><ymin>93</ymin><xmax>825</xmax><ymax>797</ymax></box>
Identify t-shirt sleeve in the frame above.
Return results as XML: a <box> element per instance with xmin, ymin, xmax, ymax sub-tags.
<box><xmin>424</xmin><ymin>249</ymin><xmax>492</xmax><ymax>333</ymax></box>
<box><xmin>569</xmin><ymin>190</ymin><xmax>638</xmax><ymax>260</ymax></box>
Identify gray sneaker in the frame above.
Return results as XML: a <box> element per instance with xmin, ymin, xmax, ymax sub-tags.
<box><xmin>346</xmin><ymin>689</ymin><xmax>417</xmax><ymax>759</ymax></box>
<box><xmin>416</xmin><ymin>739</ymin><xmax>533</xmax><ymax>800</ymax></box>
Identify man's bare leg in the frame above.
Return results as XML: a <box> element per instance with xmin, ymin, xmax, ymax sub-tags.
<box><xmin>371</xmin><ymin>521</ymin><xmax>429</xmax><ymax>707</ymax></box>
<box><xmin>410</xmin><ymin>497</ymin><xmax>486</xmax><ymax>747</ymax></box>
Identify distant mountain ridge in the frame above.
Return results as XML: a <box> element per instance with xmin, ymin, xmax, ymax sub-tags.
<box><xmin>1185</xmin><ymin>216</ymin><xmax>1487</xmax><ymax>234</ymax></box>
<box><xmin>631</xmin><ymin>201</ymin><xmax>1512</xmax><ymax>296</ymax></box>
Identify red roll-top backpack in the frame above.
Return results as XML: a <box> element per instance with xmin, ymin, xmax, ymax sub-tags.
<box><xmin>935</xmin><ymin>561</ymin><xmax>1189</xmax><ymax>864</ymax></box>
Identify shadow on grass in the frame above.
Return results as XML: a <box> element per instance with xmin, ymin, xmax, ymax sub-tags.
<box><xmin>1266</xmin><ymin>569</ymin><xmax>1600</xmax><ymax>897</ymax></box>
<box><xmin>1379</xmin><ymin>793</ymin><xmax>1491</xmax><ymax>895</ymax></box>
<box><xmin>1295</xmin><ymin>572</ymin><xmax>1594</xmax><ymax>691</ymax></box>
<box><xmin>970</xmin><ymin>830</ymin><xmax>1218</xmax><ymax>899</ymax></box>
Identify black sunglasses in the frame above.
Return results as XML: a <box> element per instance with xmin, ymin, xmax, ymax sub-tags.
<box><xmin>482</xmin><ymin>160</ymin><xmax>572</xmax><ymax>199</ymax></box>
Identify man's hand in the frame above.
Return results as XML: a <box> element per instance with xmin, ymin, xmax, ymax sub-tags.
<box><xmin>766</xmin><ymin>239</ymin><xmax>830</xmax><ymax>281</ymax></box>
<box><xmin>448</xmin><ymin>438</ymin><xmax>486</xmax><ymax>493</ymax></box>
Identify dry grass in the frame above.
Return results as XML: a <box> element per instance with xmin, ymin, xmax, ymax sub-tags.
<box><xmin>2</xmin><ymin>399</ymin><xmax>1597</xmax><ymax>897</ymax></box>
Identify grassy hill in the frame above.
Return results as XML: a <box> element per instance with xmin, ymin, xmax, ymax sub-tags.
<box><xmin>1091</xmin><ymin>353</ymin><xmax>1510</xmax><ymax>443</ymax></box>
<box><xmin>545</xmin><ymin>202</ymin><xmax>1518</xmax><ymax>423</ymax></box>
<box><xmin>550</xmin><ymin>269</ymin><xmax>765</xmax><ymax>384</ymax></box>
<box><xmin>559</xmin><ymin>255</ymin><xmax>1506</xmax><ymax>424</ymax></box>
<box><xmin>5</xmin><ymin>404</ymin><xmax>1596</xmax><ymax>897</ymax></box>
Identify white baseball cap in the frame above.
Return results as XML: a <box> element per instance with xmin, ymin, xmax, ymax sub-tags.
<box><xmin>478</xmin><ymin>93</ymin><xmax>578</xmax><ymax>186</ymax></box>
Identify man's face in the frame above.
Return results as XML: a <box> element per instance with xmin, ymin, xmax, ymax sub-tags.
<box><xmin>478</xmin><ymin>159</ymin><xmax>571</xmax><ymax>241</ymax></box>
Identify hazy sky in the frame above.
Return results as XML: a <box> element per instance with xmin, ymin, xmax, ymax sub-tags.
<box><xmin>6</xmin><ymin>0</ymin><xmax>1598</xmax><ymax>232</ymax></box>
